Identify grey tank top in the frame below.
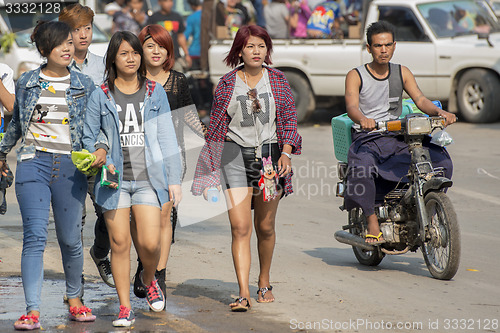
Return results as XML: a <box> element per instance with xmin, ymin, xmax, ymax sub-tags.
<box><xmin>353</xmin><ymin>63</ymin><xmax>403</xmax><ymax>130</ymax></box>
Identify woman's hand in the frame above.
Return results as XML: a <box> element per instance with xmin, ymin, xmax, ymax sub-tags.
<box><xmin>91</xmin><ymin>148</ymin><xmax>107</xmax><ymax>168</ymax></box>
<box><xmin>278</xmin><ymin>154</ymin><xmax>292</xmax><ymax>177</ymax></box>
<box><xmin>169</xmin><ymin>184</ymin><xmax>182</xmax><ymax>207</ymax></box>
<box><xmin>202</xmin><ymin>186</ymin><xmax>221</xmax><ymax>201</ymax></box>
<box><xmin>0</xmin><ymin>160</ymin><xmax>8</xmax><ymax>177</ymax></box>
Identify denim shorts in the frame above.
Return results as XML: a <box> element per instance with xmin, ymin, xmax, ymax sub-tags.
<box><xmin>221</xmin><ymin>141</ymin><xmax>284</xmax><ymax>191</ymax></box>
<box><xmin>111</xmin><ymin>180</ymin><xmax>160</xmax><ymax>211</ymax></box>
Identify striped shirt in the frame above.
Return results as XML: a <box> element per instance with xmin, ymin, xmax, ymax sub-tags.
<box><xmin>25</xmin><ymin>73</ymin><xmax>72</xmax><ymax>154</ymax></box>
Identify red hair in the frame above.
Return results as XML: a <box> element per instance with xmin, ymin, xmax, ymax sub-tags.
<box><xmin>138</xmin><ymin>24</ymin><xmax>175</xmax><ymax>72</ymax></box>
<box><xmin>224</xmin><ymin>25</ymin><xmax>273</xmax><ymax>68</ymax></box>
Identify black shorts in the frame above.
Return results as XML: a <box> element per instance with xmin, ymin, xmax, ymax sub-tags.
<box><xmin>221</xmin><ymin>140</ymin><xmax>285</xmax><ymax>191</ymax></box>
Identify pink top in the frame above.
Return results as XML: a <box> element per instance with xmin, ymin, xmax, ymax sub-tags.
<box><xmin>288</xmin><ymin>0</ymin><xmax>312</xmax><ymax>38</ymax></box>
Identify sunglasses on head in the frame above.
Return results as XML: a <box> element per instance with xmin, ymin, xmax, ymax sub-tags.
<box><xmin>247</xmin><ymin>88</ymin><xmax>261</xmax><ymax>113</ymax></box>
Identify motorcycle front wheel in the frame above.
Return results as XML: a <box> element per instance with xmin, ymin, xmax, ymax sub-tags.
<box><xmin>421</xmin><ymin>191</ymin><xmax>461</xmax><ymax>280</ymax></box>
<box><xmin>349</xmin><ymin>208</ymin><xmax>385</xmax><ymax>266</ymax></box>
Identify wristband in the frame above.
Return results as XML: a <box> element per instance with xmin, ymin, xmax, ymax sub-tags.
<box><xmin>281</xmin><ymin>152</ymin><xmax>292</xmax><ymax>159</ymax></box>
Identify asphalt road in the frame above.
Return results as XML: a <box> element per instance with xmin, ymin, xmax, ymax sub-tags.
<box><xmin>0</xmin><ymin>117</ymin><xmax>499</xmax><ymax>333</ymax></box>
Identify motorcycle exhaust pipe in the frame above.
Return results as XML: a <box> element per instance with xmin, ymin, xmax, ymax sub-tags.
<box><xmin>334</xmin><ymin>230</ymin><xmax>376</xmax><ymax>251</ymax></box>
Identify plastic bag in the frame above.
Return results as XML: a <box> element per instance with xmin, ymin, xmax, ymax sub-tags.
<box><xmin>430</xmin><ymin>129</ymin><xmax>453</xmax><ymax>147</ymax></box>
<box><xmin>71</xmin><ymin>149</ymin><xmax>99</xmax><ymax>176</ymax></box>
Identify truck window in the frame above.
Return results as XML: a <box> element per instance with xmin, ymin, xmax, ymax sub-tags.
<box><xmin>378</xmin><ymin>6</ymin><xmax>430</xmax><ymax>42</ymax></box>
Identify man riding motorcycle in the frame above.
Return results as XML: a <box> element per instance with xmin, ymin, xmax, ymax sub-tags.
<box><xmin>343</xmin><ymin>20</ymin><xmax>457</xmax><ymax>244</ymax></box>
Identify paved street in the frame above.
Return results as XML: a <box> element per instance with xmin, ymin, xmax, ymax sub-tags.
<box><xmin>1</xmin><ymin>118</ymin><xmax>499</xmax><ymax>332</ymax></box>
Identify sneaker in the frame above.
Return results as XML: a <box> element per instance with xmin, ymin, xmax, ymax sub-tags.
<box><xmin>133</xmin><ymin>260</ymin><xmax>147</xmax><ymax>298</ymax></box>
<box><xmin>89</xmin><ymin>246</ymin><xmax>115</xmax><ymax>288</ymax></box>
<box><xmin>155</xmin><ymin>268</ymin><xmax>166</xmax><ymax>304</ymax></box>
<box><xmin>112</xmin><ymin>305</ymin><xmax>135</xmax><ymax>327</ymax></box>
<box><xmin>146</xmin><ymin>279</ymin><xmax>165</xmax><ymax>312</ymax></box>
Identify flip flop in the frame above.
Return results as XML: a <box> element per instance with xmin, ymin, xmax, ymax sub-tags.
<box><xmin>230</xmin><ymin>297</ymin><xmax>251</xmax><ymax>312</ymax></box>
<box><xmin>365</xmin><ymin>231</ymin><xmax>386</xmax><ymax>245</ymax></box>
<box><xmin>69</xmin><ymin>306</ymin><xmax>96</xmax><ymax>322</ymax></box>
<box><xmin>13</xmin><ymin>314</ymin><xmax>40</xmax><ymax>330</ymax></box>
<box><xmin>256</xmin><ymin>286</ymin><xmax>274</xmax><ymax>303</ymax></box>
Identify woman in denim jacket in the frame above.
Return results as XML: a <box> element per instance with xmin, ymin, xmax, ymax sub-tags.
<box><xmin>83</xmin><ymin>31</ymin><xmax>182</xmax><ymax>327</ymax></box>
<box><xmin>0</xmin><ymin>21</ymin><xmax>99</xmax><ymax>330</ymax></box>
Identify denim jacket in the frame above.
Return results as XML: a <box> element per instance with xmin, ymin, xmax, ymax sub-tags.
<box><xmin>83</xmin><ymin>80</ymin><xmax>181</xmax><ymax>211</ymax></box>
<box><xmin>0</xmin><ymin>65</ymin><xmax>96</xmax><ymax>161</ymax></box>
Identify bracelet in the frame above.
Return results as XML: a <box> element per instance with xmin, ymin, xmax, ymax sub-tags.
<box><xmin>281</xmin><ymin>152</ymin><xmax>292</xmax><ymax>159</ymax></box>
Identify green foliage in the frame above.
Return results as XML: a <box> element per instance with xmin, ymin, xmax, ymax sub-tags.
<box><xmin>0</xmin><ymin>32</ymin><xmax>16</xmax><ymax>54</ymax></box>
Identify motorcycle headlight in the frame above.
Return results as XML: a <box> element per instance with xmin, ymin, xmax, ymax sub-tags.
<box><xmin>407</xmin><ymin>117</ymin><xmax>432</xmax><ymax>135</ymax></box>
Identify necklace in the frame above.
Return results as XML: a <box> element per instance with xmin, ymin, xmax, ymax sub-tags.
<box><xmin>243</xmin><ymin>68</ymin><xmax>264</xmax><ymax>89</ymax></box>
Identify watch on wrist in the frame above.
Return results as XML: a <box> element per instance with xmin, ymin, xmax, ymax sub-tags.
<box><xmin>281</xmin><ymin>151</ymin><xmax>292</xmax><ymax>159</ymax></box>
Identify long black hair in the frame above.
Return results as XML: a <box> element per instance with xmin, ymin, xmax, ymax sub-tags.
<box><xmin>105</xmin><ymin>31</ymin><xmax>147</xmax><ymax>92</ymax></box>
<box><xmin>30</xmin><ymin>21</ymin><xmax>72</xmax><ymax>57</ymax></box>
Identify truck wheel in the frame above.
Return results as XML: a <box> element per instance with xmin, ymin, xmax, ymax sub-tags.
<box><xmin>457</xmin><ymin>69</ymin><xmax>500</xmax><ymax>123</ymax></box>
<box><xmin>283</xmin><ymin>71</ymin><xmax>315</xmax><ymax>123</ymax></box>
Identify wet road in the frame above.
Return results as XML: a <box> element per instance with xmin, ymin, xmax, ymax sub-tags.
<box><xmin>1</xmin><ymin>111</ymin><xmax>500</xmax><ymax>332</ymax></box>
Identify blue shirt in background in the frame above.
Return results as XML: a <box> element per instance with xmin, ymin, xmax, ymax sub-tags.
<box><xmin>184</xmin><ymin>9</ymin><xmax>202</xmax><ymax>58</ymax></box>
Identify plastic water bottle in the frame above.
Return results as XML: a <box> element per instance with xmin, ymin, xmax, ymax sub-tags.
<box><xmin>207</xmin><ymin>188</ymin><xmax>219</xmax><ymax>203</ymax></box>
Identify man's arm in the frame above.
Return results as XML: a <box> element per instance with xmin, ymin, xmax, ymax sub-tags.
<box><xmin>178</xmin><ymin>33</ymin><xmax>192</xmax><ymax>68</ymax></box>
<box><xmin>0</xmin><ymin>70</ymin><xmax>15</xmax><ymax>113</ymax></box>
<box><xmin>345</xmin><ymin>69</ymin><xmax>375</xmax><ymax>130</ymax></box>
<box><xmin>401</xmin><ymin>66</ymin><xmax>457</xmax><ymax>125</ymax></box>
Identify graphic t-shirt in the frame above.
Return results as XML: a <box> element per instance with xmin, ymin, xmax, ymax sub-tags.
<box><xmin>25</xmin><ymin>73</ymin><xmax>72</xmax><ymax>154</ymax></box>
<box><xmin>306</xmin><ymin>1</ymin><xmax>340</xmax><ymax>36</ymax></box>
<box><xmin>147</xmin><ymin>11</ymin><xmax>185</xmax><ymax>59</ymax></box>
<box><xmin>111</xmin><ymin>84</ymin><xmax>148</xmax><ymax>181</ymax></box>
<box><xmin>226</xmin><ymin>70</ymin><xmax>277</xmax><ymax>158</ymax></box>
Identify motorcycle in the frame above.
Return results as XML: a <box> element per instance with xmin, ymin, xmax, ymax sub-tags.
<box><xmin>332</xmin><ymin>113</ymin><xmax>460</xmax><ymax>280</ymax></box>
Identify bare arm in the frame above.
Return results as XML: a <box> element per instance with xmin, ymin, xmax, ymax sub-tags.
<box><xmin>178</xmin><ymin>34</ymin><xmax>192</xmax><ymax>68</ymax></box>
<box><xmin>401</xmin><ymin>66</ymin><xmax>457</xmax><ymax>126</ymax></box>
<box><xmin>345</xmin><ymin>69</ymin><xmax>375</xmax><ymax>130</ymax></box>
<box><xmin>0</xmin><ymin>76</ymin><xmax>15</xmax><ymax>113</ymax></box>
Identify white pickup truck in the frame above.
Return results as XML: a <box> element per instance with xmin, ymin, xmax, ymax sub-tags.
<box><xmin>208</xmin><ymin>0</ymin><xmax>500</xmax><ymax>123</ymax></box>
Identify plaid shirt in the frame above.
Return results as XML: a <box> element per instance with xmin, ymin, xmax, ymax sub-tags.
<box><xmin>191</xmin><ymin>66</ymin><xmax>302</xmax><ymax>196</ymax></box>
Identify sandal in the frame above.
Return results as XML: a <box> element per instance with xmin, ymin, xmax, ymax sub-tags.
<box><xmin>230</xmin><ymin>297</ymin><xmax>251</xmax><ymax>312</ymax></box>
<box><xmin>365</xmin><ymin>231</ymin><xmax>385</xmax><ymax>245</ymax></box>
<box><xmin>69</xmin><ymin>306</ymin><xmax>96</xmax><ymax>322</ymax></box>
<box><xmin>256</xmin><ymin>286</ymin><xmax>274</xmax><ymax>303</ymax></box>
<box><xmin>14</xmin><ymin>314</ymin><xmax>40</xmax><ymax>330</ymax></box>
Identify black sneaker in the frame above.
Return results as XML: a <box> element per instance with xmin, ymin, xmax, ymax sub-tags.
<box><xmin>133</xmin><ymin>259</ymin><xmax>147</xmax><ymax>298</ymax></box>
<box><xmin>155</xmin><ymin>268</ymin><xmax>166</xmax><ymax>305</ymax></box>
<box><xmin>90</xmin><ymin>246</ymin><xmax>115</xmax><ymax>288</ymax></box>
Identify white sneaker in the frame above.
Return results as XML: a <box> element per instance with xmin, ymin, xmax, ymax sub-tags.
<box><xmin>112</xmin><ymin>306</ymin><xmax>135</xmax><ymax>327</ymax></box>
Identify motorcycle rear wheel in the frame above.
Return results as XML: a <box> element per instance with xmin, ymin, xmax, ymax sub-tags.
<box><xmin>421</xmin><ymin>191</ymin><xmax>461</xmax><ymax>280</ymax></box>
<box><xmin>349</xmin><ymin>208</ymin><xmax>385</xmax><ymax>266</ymax></box>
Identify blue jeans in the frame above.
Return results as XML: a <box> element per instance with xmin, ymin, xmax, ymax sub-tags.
<box><xmin>15</xmin><ymin>150</ymin><xmax>87</xmax><ymax>313</ymax></box>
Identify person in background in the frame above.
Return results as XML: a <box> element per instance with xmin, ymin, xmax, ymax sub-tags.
<box><xmin>306</xmin><ymin>0</ymin><xmax>343</xmax><ymax>38</ymax></box>
<box><xmin>0</xmin><ymin>61</ymin><xmax>15</xmax><ymax>216</ymax></box>
<box><xmin>0</xmin><ymin>21</ymin><xmax>97</xmax><ymax>330</ymax></box>
<box><xmin>289</xmin><ymin>0</ymin><xmax>312</xmax><ymax>38</ymax></box>
<box><xmin>185</xmin><ymin>0</ymin><xmax>202</xmax><ymax>69</ymax></box>
<box><xmin>191</xmin><ymin>25</ymin><xmax>302</xmax><ymax>312</ymax></box>
<box><xmin>83</xmin><ymin>31</ymin><xmax>182</xmax><ymax>327</ymax></box>
<box><xmin>147</xmin><ymin>0</ymin><xmax>192</xmax><ymax>71</ymax></box>
<box><xmin>0</xmin><ymin>62</ymin><xmax>15</xmax><ymax>133</ymax></box>
<box><xmin>132</xmin><ymin>24</ymin><xmax>207</xmax><ymax>304</ymax></box>
<box><xmin>264</xmin><ymin>0</ymin><xmax>291</xmax><ymax>39</ymax></box>
<box><xmin>215</xmin><ymin>0</ymin><xmax>250</xmax><ymax>38</ymax></box>
<box><xmin>105</xmin><ymin>0</ymin><xmax>126</xmax><ymax>17</ymax></box>
<box><xmin>112</xmin><ymin>0</ymin><xmax>147</xmax><ymax>36</ymax></box>
<box><xmin>58</xmin><ymin>3</ymin><xmax>115</xmax><ymax>290</ymax></box>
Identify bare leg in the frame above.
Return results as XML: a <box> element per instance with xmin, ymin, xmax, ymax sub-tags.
<box><xmin>365</xmin><ymin>213</ymin><xmax>383</xmax><ymax>243</ymax></box>
<box><xmin>104</xmin><ymin>208</ymin><xmax>132</xmax><ymax>308</ymax></box>
<box><xmin>224</xmin><ymin>187</ymin><xmax>253</xmax><ymax>308</ymax></box>
<box><xmin>131</xmin><ymin>205</ymin><xmax>161</xmax><ymax>286</ymax></box>
<box><xmin>157</xmin><ymin>201</ymin><xmax>174</xmax><ymax>271</ymax></box>
<box><xmin>252</xmin><ymin>189</ymin><xmax>281</xmax><ymax>302</ymax></box>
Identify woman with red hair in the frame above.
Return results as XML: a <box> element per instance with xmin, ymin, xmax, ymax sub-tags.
<box><xmin>134</xmin><ymin>24</ymin><xmax>206</xmax><ymax>304</ymax></box>
<box><xmin>192</xmin><ymin>25</ymin><xmax>302</xmax><ymax>311</ymax></box>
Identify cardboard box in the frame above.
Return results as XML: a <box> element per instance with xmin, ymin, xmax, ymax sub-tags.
<box><xmin>348</xmin><ymin>22</ymin><xmax>362</xmax><ymax>39</ymax></box>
